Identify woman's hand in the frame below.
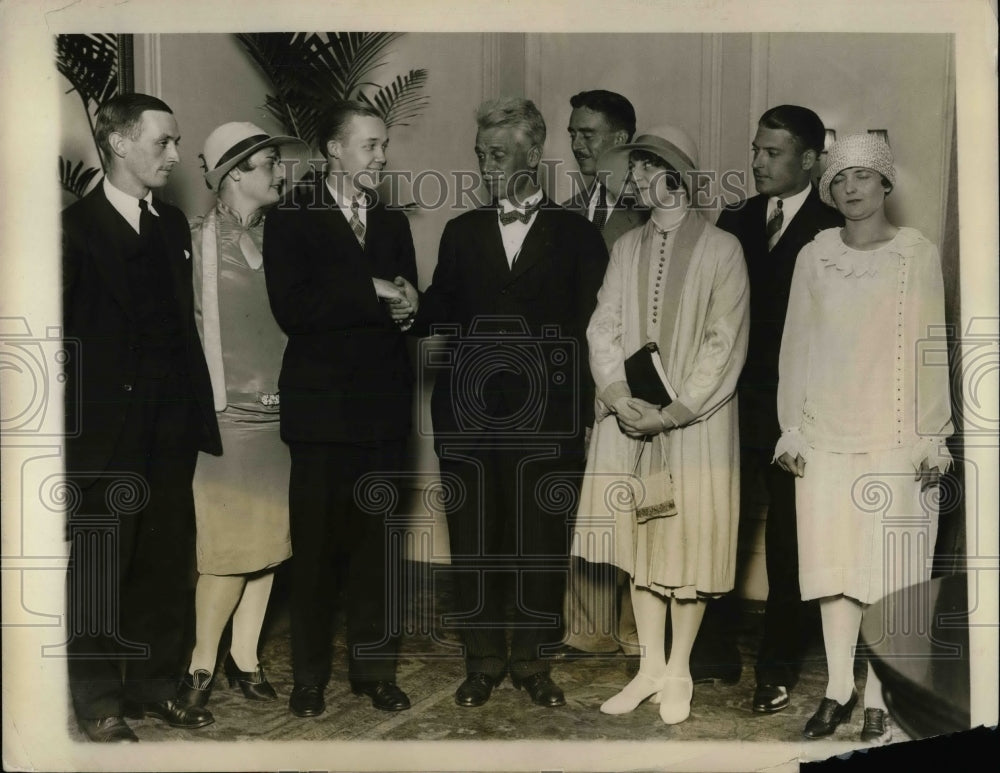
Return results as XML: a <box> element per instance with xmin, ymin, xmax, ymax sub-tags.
<box><xmin>617</xmin><ymin>398</ymin><xmax>666</xmax><ymax>438</ymax></box>
<box><xmin>776</xmin><ymin>452</ymin><xmax>806</xmax><ymax>477</ymax></box>
<box><xmin>915</xmin><ymin>459</ymin><xmax>941</xmax><ymax>491</ymax></box>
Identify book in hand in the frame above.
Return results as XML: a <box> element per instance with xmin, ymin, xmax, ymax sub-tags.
<box><xmin>623</xmin><ymin>342</ymin><xmax>677</xmax><ymax>408</ymax></box>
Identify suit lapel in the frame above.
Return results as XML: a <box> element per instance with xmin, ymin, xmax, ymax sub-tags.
<box><xmin>508</xmin><ymin>198</ymin><xmax>554</xmax><ymax>283</ymax></box>
<box><xmin>154</xmin><ymin>197</ymin><xmax>194</xmax><ymax>320</ymax></box>
<box><xmin>87</xmin><ymin>186</ymin><xmax>137</xmax><ymax>319</ymax></box>
<box><xmin>773</xmin><ymin>187</ymin><xmax>823</xmax><ymax>257</ymax></box>
<box><xmin>316</xmin><ymin>179</ymin><xmax>366</xmax><ymax>260</ymax></box>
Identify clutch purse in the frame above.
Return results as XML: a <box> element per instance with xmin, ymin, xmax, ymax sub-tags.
<box><xmin>624</xmin><ymin>342</ymin><xmax>676</xmax><ymax>408</ymax></box>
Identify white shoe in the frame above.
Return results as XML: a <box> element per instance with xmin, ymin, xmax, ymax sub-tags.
<box><xmin>600</xmin><ymin>673</ymin><xmax>666</xmax><ymax>715</ymax></box>
<box><xmin>659</xmin><ymin>676</ymin><xmax>693</xmax><ymax>724</ymax></box>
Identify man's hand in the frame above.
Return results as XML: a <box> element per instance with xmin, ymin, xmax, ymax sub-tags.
<box><xmin>393</xmin><ymin>276</ymin><xmax>419</xmax><ymax>316</ymax></box>
<box><xmin>915</xmin><ymin>459</ymin><xmax>941</xmax><ymax>491</ymax></box>
<box><xmin>373</xmin><ymin>277</ymin><xmax>405</xmax><ymax>302</ymax></box>
<box><xmin>776</xmin><ymin>452</ymin><xmax>806</xmax><ymax>477</ymax></box>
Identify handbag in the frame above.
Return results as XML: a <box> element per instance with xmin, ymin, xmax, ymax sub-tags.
<box><xmin>624</xmin><ymin>342</ymin><xmax>676</xmax><ymax>408</ymax></box>
<box><xmin>629</xmin><ymin>435</ymin><xmax>677</xmax><ymax>524</ymax></box>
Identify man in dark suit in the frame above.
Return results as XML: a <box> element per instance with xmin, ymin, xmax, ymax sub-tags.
<box><xmin>557</xmin><ymin>90</ymin><xmax>646</xmax><ymax>660</ymax></box>
<box><xmin>714</xmin><ymin>104</ymin><xmax>843</xmax><ymax>714</ymax></box>
<box><xmin>409</xmin><ymin>97</ymin><xmax>608</xmax><ymax>709</ymax></box>
<box><xmin>262</xmin><ymin>101</ymin><xmax>418</xmax><ymax>718</ymax></box>
<box><xmin>62</xmin><ymin>93</ymin><xmax>222</xmax><ymax>742</ymax></box>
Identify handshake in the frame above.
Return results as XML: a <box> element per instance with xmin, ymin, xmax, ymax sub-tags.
<box><xmin>373</xmin><ymin>276</ymin><xmax>420</xmax><ymax>331</ymax></box>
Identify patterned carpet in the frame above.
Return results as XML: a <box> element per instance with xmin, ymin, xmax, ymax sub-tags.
<box><xmin>64</xmin><ymin>561</ymin><xmax>914</xmax><ymax>752</ymax></box>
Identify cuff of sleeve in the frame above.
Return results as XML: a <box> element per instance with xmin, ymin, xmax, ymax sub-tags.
<box><xmin>773</xmin><ymin>428</ymin><xmax>808</xmax><ymax>463</ymax></box>
<box><xmin>911</xmin><ymin>437</ymin><xmax>954</xmax><ymax>473</ymax></box>
<box><xmin>600</xmin><ymin>380</ymin><xmax>631</xmax><ymax>408</ymax></box>
<box><xmin>661</xmin><ymin>401</ymin><xmax>696</xmax><ymax>429</ymax></box>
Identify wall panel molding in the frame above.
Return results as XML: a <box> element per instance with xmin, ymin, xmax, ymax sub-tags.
<box><xmin>482</xmin><ymin>33</ymin><xmax>502</xmax><ymax>100</ymax></box>
<box><xmin>140</xmin><ymin>33</ymin><xmax>162</xmax><ymax>98</ymax></box>
<box><xmin>699</xmin><ymin>33</ymin><xmax>724</xmax><ymax>205</ymax></box>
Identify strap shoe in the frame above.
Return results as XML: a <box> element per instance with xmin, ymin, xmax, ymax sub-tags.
<box><xmin>803</xmin><ymin>689</ymin><xmax>858</xmax><ymax>739</ymax></box>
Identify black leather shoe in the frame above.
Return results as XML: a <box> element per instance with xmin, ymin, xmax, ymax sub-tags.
<box><xmin>803</xmin><ymin>689</ymin><xmax>858</xmax><ymax>739</ymax></box>
<box><xmin>455</xmin><ymin>672</ymin><xmax>502</xmax><ymax>707</ymax></box>
<box><xmin>224</xmin><ymin>653</ymin><xmax>278</xmax><ymax>702</ymax></box>
<box><xmin>178</xmin><ymin>669</ymin><xmax>214</xmax><ymax>709</ymax></box>
<box><xmin>289</xmin><ymin>683</ymin><xmax>325</xmax><ymax>718</ymax></box>
<box><xmin>752</xmin><ymin>684</ymin><xmax>790</xmax><ymax>713</ymax></box>
<box><xmin>512</xmin><ymin>672</ymin><xmax>566</xmax><ymax>707</ymax></box>
<box><xmin>78</xmin><ymin>716</ymin><xmax>138</xmax><ymax>743</ymax></box>
<box><xmin>860</xmin><ymin>707</ymin><xmax>892</xmax><ymax>744</ymax></box>
<box><xmin>124</xmin><ymin>699</ymin><xmax>214</xmax><ymax>729</ymax></box>
<box><xmin>350</xmin><ymin>680</ymin><xmax>411</xmax><ymax>712</ymax></box>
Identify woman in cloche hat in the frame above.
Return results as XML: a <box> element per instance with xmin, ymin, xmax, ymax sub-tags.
<box><xmin>573</xmin><ymin>125</ymin><xmax>749</xmax><ymax>725</ymax></box>
<box><xmin>178</xmin><ymin>122</ymin><xmax>304</xmax><ymax>712</ymax></box>
<box><xmin>774</xmin><ymin>133</ymin><xmax>953</xmax><ymax>744</ymax></box>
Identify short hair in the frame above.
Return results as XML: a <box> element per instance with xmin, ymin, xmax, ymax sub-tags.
<box><xmin>758</xmin><ymin>104</ymin><xmax>826</xmax><ymax>155</ymax></box>
<box><xmin>475</xmin><ymin>97</ymin><xmax>546</xmax><ymax>148</ymax></box>
<box><xmin>570</xmin><ymin>90</ymin><xmax>637</xmax><ymax>141</ymax></box>
<box><xmin>315</xmin><ymin>100</ymin><xmax>383</xmax><ymax>159</ymax></box>
<box><xmin>94</xmin><ymin>93</ymin><xmax>173</xmax><ymax>165</ymax></box>
<box><xmin>629</xmin><ymin>149</ymin><xmax>684</xmax><ymax>192</ymax></box>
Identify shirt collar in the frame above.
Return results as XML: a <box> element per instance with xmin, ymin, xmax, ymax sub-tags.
<box><xmin>770</xmin><ymin>183</ymin><xmax>811</xmax><ymax>223</ymax></box>
<box><xmin>325</xmin><ymin>180</ymin><xmax>369</xmax><ymax>209</ymax></box>
<box><xmin>103</xmin><ymin>177</ymin><xmax>157</xmax><ymax>233</ymax></box>
<box><xmin>499</xmin><ymin>188</ymin><xmax>544</xmax><ymax>213</ymax></box>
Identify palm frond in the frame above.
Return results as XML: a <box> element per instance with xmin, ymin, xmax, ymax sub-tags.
<box><xmin>56</xmin><ymin>34</ymin><xmax>119</xmax><ymax>115</ymax></box>
<box><xmin>232</xmin><ymin>32</ymin><xmax>429</xmax><ymax>147</ymax></box>
<box><xmin>358</xmin><ymin>69</ymin><xmax>430</xmax><ymax>128</ymax></box>
<box><xmin>59</xmin><ymin>155</ymin><xmax>101</xmax><ymax>199</ymax></box>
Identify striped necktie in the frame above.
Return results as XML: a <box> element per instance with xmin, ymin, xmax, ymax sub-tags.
<box><xmin>350</xmin><ymin>195</ymin><xmax>366</xmax><ymax>249</ymax></box>
<box><xmin>766</xmin><ymin>199</ymin><xmax>784</xmax><ymax>250</ymax></box>
<box><xmin>591</xmin><ymin>184</ymin><xmax>609</xmax><ymax>232</ymax></box>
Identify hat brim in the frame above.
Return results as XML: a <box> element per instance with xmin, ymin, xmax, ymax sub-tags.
<box><xmin>205</xmin><ymin>135</ymin><xmax>306</xmax><ymax>190</ymax></box>
<box><xmin>597</xmin><ymin>140</ymin><xmax>700</xmax><ymax>199</ymax></box>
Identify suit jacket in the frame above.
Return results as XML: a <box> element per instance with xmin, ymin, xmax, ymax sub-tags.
<box><xmin>262</xmin><ymin>178</ymin><xmax>418</xmax><ymax>444</ymax></box>
<box><xmin>715</xmin><ymin>186</ymin><xmax>843</xmax><ymax>449</ymax></box>
<box><xmin>62</xmin><ymin>184</ymin><xmax>222</xmax><ymax>487</ymax></box>
<box><xmin>414</xmin><ymin>198</ymin><xmax>609</xmax><ymax>455</ymax></box>
<box><xmin>561</xmin><ymin>185</ymin><xmax>649</xmax><ymax>252</ymax></box>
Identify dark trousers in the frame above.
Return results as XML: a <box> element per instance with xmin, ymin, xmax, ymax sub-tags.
<box><xmin>67</xmin><ymin>371</ymin><xmax>200</xmax><ymax>719</ymax></box>
<box><xmin>752</xmin><ymin>448</ymin><xmax>806</xmax><ymax>688</ymax></box>
<box><xmin>438</xmin><ymin>443</ymin><xmax>574</xmax><ymax>680</ymax></box>
<box><xmin>287</xmin><ymin>440</ymin><xmax>405</xmax><ymax>686</ymax></box>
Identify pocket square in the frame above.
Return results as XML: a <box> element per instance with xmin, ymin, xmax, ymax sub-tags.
<box><xmin>184</xmin><ymin>249</ymin><xmax>191</xmax><ymax>260</ymax></box>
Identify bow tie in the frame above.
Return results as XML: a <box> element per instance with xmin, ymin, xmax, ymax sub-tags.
<box><xmin>498</xmin><ymin>204</ymin><xmax>538</xmax><ymax>226</ymax></box>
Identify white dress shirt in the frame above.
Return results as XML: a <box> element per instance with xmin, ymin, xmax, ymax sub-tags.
<box><xmin>326</xmin><ymin>180</ymin><xmax>368</xmax><ymax>230</ymax></box>
<box><xmin>767</xmin><ymin>184</ymin><xmax>810</xmax><ymax>244</ymax></box>
<box><xmin>498</xmin><ymin>188</ymin><xmax>544</xmax><ymax>268</ymax></box>
<box><xmin>103</xmin><ymin>177</ymin><xmax>157</xmax><ymax>234</ymax></box>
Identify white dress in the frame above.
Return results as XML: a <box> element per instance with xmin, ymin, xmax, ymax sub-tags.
<box><xmin>775</xmin><ymin>227</ymin><xmax>953</xmax><ymax>604</ymax></box>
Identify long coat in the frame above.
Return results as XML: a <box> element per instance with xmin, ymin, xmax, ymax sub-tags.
<box><xmin>574</xmin><ymin>213</ymin><xmax>749</xmax><ymax>594</ymax></box>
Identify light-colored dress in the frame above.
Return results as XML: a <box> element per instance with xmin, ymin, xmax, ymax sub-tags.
<box><xmin>573</xmin><ymin>212</ymin><xmax>749</xmax><ymax>598</ymax></box>
<box><xmin>190</xmin><ymin>201</ymin><xmax>292</xmax><ymax>575</ymax></box>
<box><xmin>775</xmin><ymin>226</ymin><xmax>953</xmax><ymax>604</ymax></box>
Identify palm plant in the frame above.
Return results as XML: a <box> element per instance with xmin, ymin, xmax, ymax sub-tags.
<box><xmin>56</xmin><ymin>33</ymin><xmax>121</xmax><ymax>199</ymax></box>
<box><xmin>234</xmin><ymin>32</ymin><xmax>430</xmax><ymax>149</ymax></box>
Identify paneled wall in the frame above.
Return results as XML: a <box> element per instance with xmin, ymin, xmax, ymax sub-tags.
<box><xmin>59</xmin><ymin>31</ymin><xmax>956</xmax><ymax>597</ymax></box>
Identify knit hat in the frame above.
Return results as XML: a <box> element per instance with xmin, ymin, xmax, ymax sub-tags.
<box><xmin>819</xmin><ymin>133</ymin><xmax>896</xmax><ymax>208</ymax></box>
<box><xmin>199</xmin><ymin>122</ymin><xmax>304</xmax><ymax>191</ymax></box>
<box><xmin>598</xmin><ymin>124</ymin><xmax>704</xmax><ymax>201</ymax></box>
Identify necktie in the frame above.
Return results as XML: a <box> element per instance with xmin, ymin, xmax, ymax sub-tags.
<box><xmin>138</xmin><ymin>199</ymin><xmax>157</xmax><ymax>239</ymax></box>
<box><xmin>766</xmin><ymin>199</ymin><xmax>784</xmax><ymax>250</ymax></box>
<box><xmin>499</xmin><ymin>202</ymin><xmax>539</xmax><ymax>226</ymax></box>
<box><xmin>591</xmin><ymin>184</ymin><xmax>609</xmax><ymax>232</ymax></box>
<box><xmin>350</xmin><ymin>195</ymin><xmax>366</xmax><ymax>249</ymax></box>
